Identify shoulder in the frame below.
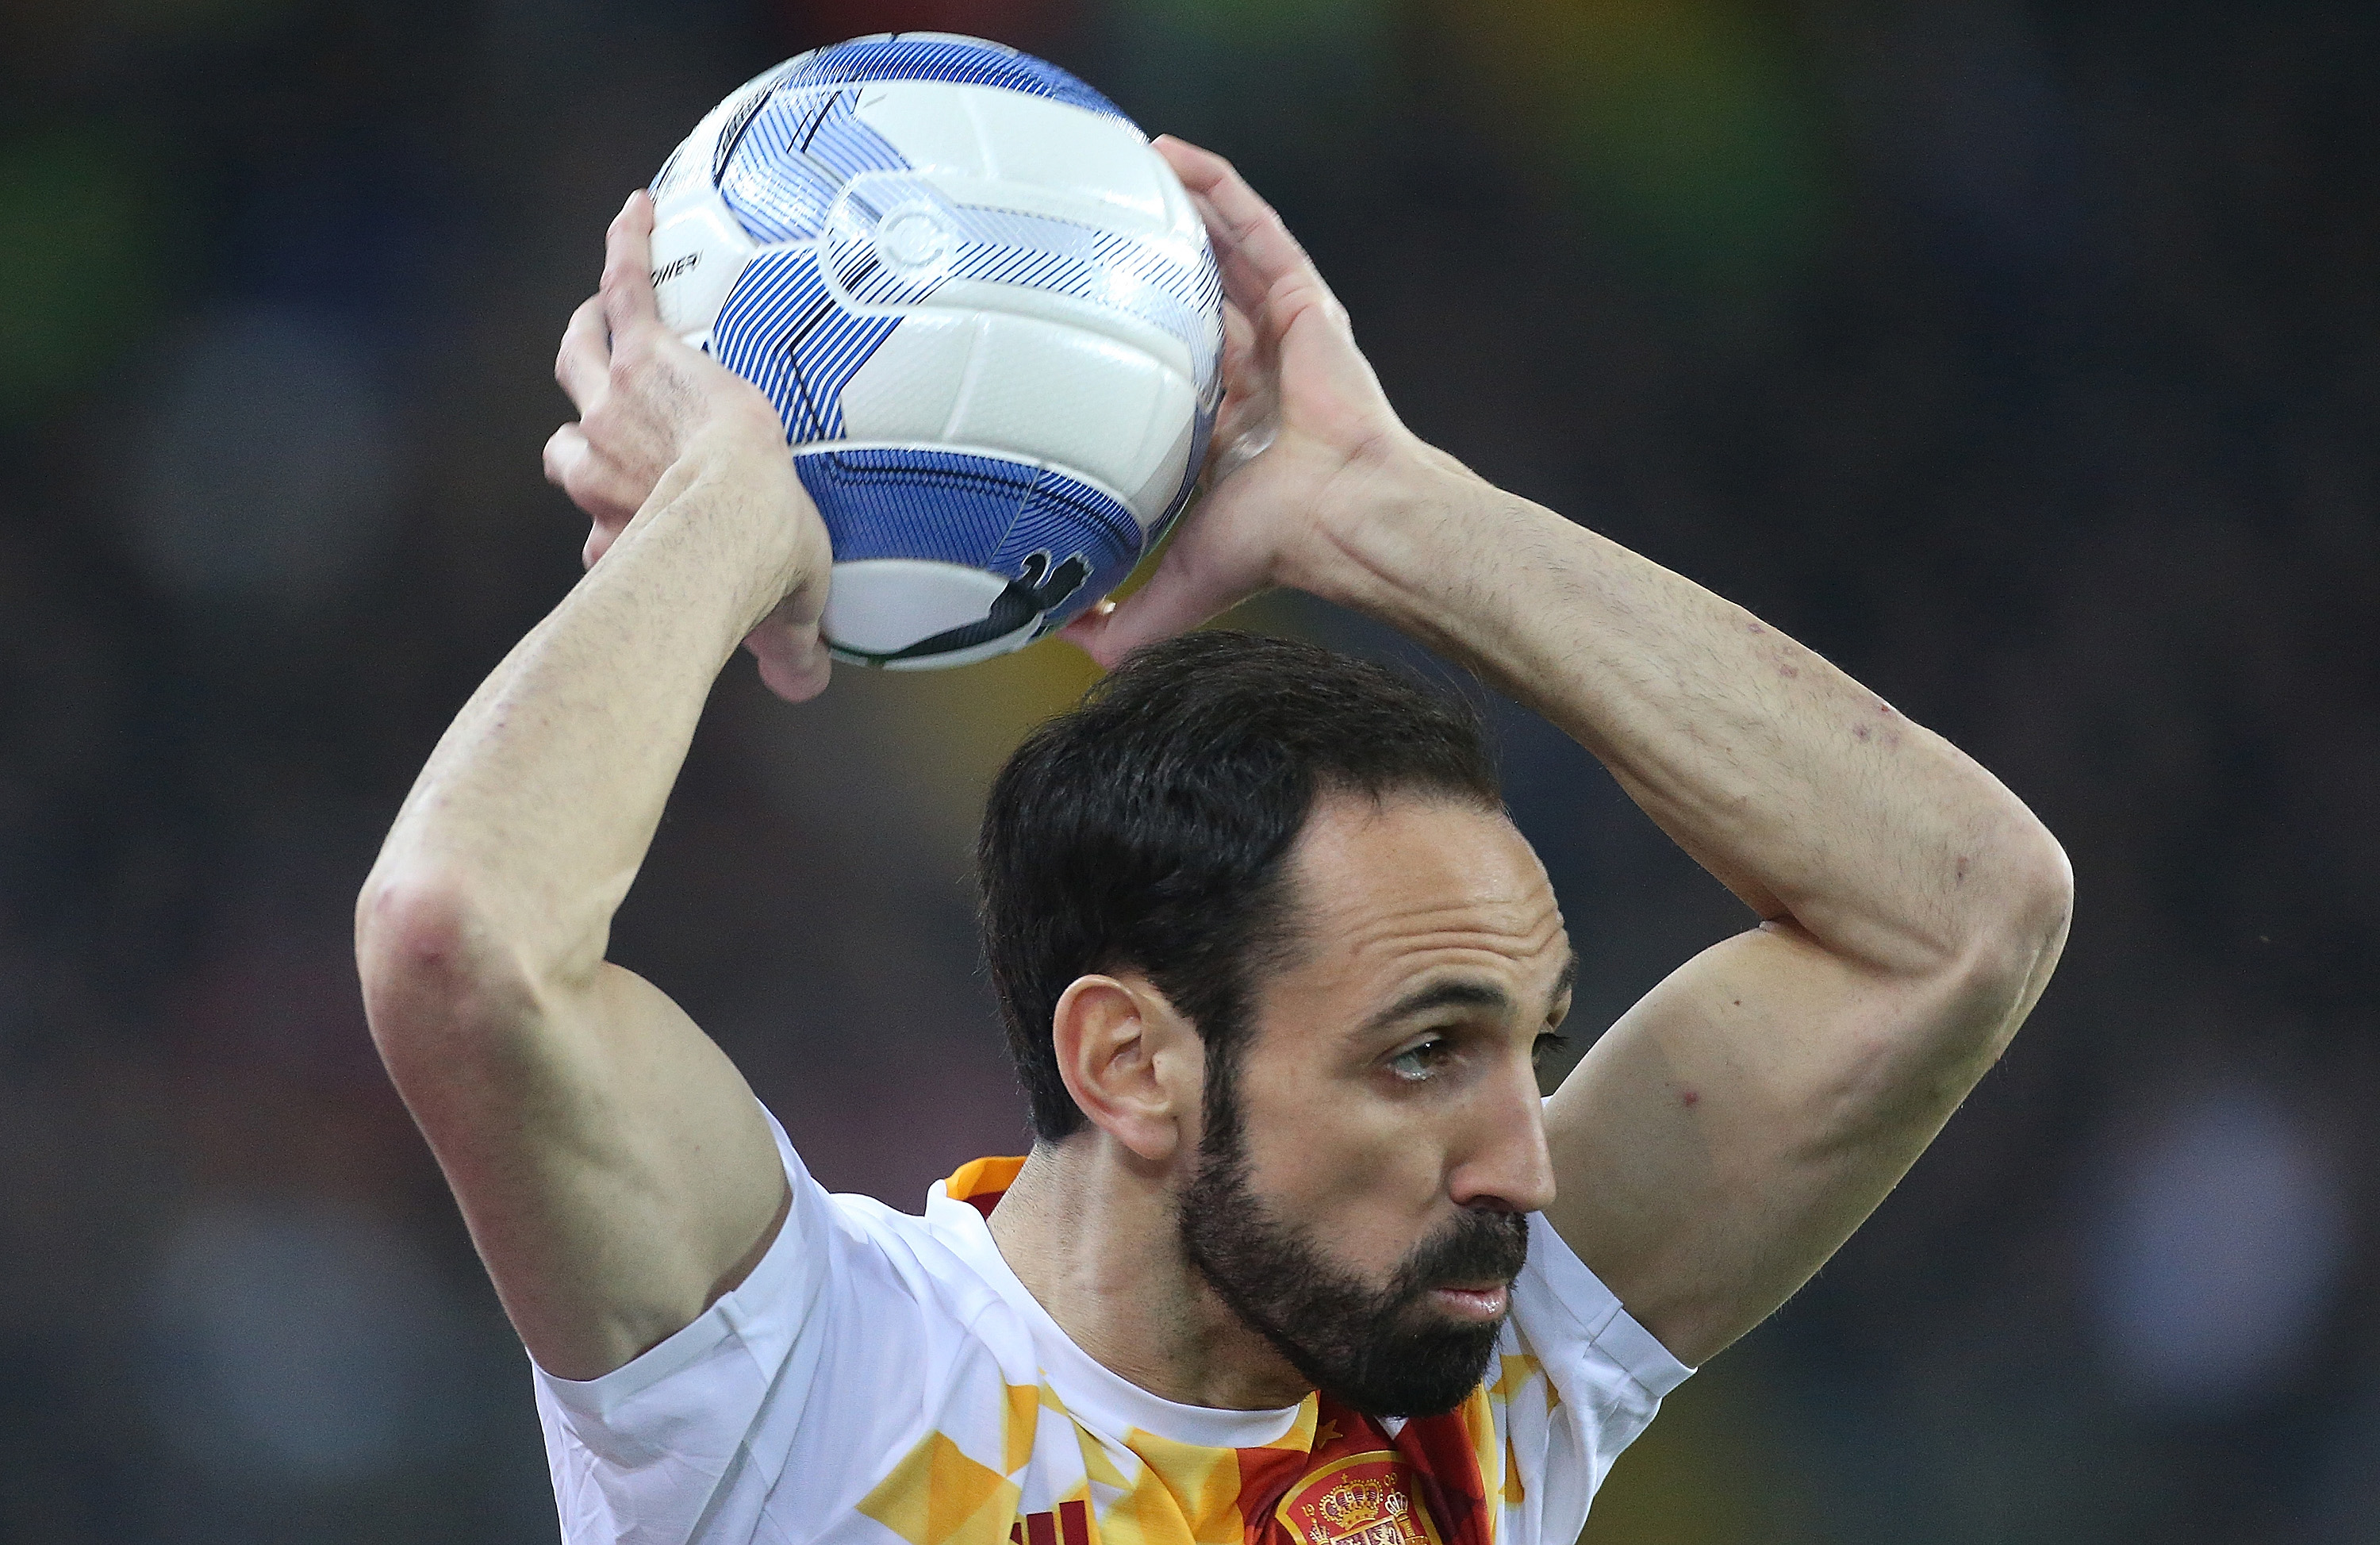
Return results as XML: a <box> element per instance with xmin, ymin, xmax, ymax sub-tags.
<box><xmin>742</xmin><ymin>1115</ymin><xmax>1029</xmax><ymax>1349</ymax></box>
<box><xmin>535</xmin><ymin>1124</ymin><xmax>1046</xmax><ymax>1536</ymax></box>
<box><xmin>532</xmin><ymin>1131</ymin><xmax>986</xmax><ymax>1428</ymax></box>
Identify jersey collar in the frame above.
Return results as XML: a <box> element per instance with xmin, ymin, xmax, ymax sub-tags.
<box><xmin>924</xmin><ymin>1159</ymin><xmax>1314</xmax><ymax>1453</ymax></box>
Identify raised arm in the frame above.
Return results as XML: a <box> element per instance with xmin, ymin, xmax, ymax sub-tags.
<box><xmin>355</xmin><ymin>194</ymin><xmax>833</xmax><ymax>1380</ymax></box>
<box><xmin>1075</xmin><ymin>140</ymin><xmax>2072</xmax><ymax>1368</ymax></box>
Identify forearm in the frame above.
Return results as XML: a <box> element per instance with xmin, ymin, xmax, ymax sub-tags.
<box><xmin>365</xmin><ymin>435</ymin><xmax>806</xmax><ymax>989</ymax></box>
<box><xmin>1307</xmin><ymin>457</ymin><xmax>2069</xmax><ymax>982</ymax></box>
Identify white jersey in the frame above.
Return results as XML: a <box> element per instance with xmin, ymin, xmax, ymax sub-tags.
<box><xmin>533</xmin><ymin>1109</ymin><xmax>1691</xmax><ymax>1545</ymax></box>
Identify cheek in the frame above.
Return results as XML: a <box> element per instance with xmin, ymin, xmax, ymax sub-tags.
<box><xmin>1236</xmin><ymin>1078</ymin><xmax>1450</xmax><ymax>1274</ymax></box>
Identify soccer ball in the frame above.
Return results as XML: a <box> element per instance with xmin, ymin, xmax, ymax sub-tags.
<box><xmin>647</xmin><ymin>33</ymin><xmax>1224</xmax><ymax>669</ymax></box>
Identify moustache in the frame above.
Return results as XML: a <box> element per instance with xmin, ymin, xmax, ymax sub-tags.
<box><xmin>1389</xmin><ymin>1208</ymin><xmax>1530</xmax><ymax>1303</ymax></box>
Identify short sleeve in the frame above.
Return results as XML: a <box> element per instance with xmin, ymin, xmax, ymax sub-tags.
<box><xmin>1503</xmin><ymin>1211</ymin><xmax>1695</xmax><ymax>1534</ymax></box>
<box><xmin>530</xmin><ymin>1108</ymin><xmax>942</xmax><ymax>1543</ymax></box>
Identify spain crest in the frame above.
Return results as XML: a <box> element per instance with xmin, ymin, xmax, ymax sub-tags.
<box><xmin>1273</xmin><ymin>1454</ymin><xmax>1444</xmax><ymax>1545</ymax></box>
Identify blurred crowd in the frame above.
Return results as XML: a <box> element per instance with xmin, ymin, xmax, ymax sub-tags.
<box><xmin>1</xmin><ymin>1</ymin><xmax>2373</xmax><ymax>1541</ymax></box>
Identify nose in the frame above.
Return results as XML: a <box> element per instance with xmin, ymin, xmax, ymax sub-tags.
<box><xmin>1449</xmin><ymin>1063</ymin><xmax>1557</xmax><ymax>1216</ymax></box>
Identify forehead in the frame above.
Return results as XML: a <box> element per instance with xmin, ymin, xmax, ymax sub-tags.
<box><xmin>1275</xmin><ymin>790</ymin><xmax>1566</xmax><ymax>993</ymax></box>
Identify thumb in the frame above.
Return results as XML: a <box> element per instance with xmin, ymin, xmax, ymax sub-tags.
<box><xmin>599</xmin><ymin>190</ymin><xmax>664</xmax><ymax>340</ymax></box>
<box><xmin>745</xmin><ymin>620</ymin><xmax>832</xmax><ymax>702</ymax></box>
<box><xmin>1059</xmin><ymin>544</ymin><xmax>1252</xmax><ymax>669</ymax></box>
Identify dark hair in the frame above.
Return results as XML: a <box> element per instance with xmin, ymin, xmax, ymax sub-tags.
<box><xmin>977</xmin><ymin>630</ymin><xmax>1503</xmax><ymax>1142</ymax></box>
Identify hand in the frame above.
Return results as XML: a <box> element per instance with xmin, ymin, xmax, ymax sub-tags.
<box><xmin>1060</xmin><ymin>137</ymin><xmax>1464</xmax><ymax>667</ymax></box>
<box><xmin>545</xmin><ymin>192</ymin><xmax>833</xmax><ymax>701</ymax></box>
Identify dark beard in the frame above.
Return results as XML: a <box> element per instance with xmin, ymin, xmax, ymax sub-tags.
<box><xmin>1177</xmin><ymin>1084</ymin><xmax>1528</xmax><ymax>1418</ymax></box>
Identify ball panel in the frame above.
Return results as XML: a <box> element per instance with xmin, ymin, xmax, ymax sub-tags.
<box><xmin>820</xmin><ymin>559</ymin><xmax>1010</xmax><ymax>658</ymax></box>
<box><xmin>706</xmin><ymin>62</ymin><xmax>800</xmax><ymax>187</ymax></box>
<box><xmin>806</xmin><ymin>171</ymin><xmax>1213</xmax><ymax>383</ymax></box>
<box><xmin>796</xmin><ymin>447</ymin><xmax>1019</xmax><ymax>568</ymax></box>
<box><xmin>857</xmin><ymin>83</ymin><xmax>1169</xmax><ymax>222</ymax></box>
<box><xmin>831</xmin><ymin>313</ymin><xmax>980</xmax><ymax>443</ymax></box>
<box><xmin>649</xmin><ymin>196</ymin><xmax>755</xmax><ymax>341</ymax></box>
<box><xmin>943</xmin><ymin>314</ymin><xmax>1190</xmax><ymax>515</ymax></box>
<box><xmin>896</xmin><ymin>275</ymin><xmax>1195</xmax><ymax>394</ymax></box>
<box><xmin>797</xmin><ymin>447</ymin><xmax>1142</xmax><ymax>663</ymax></box>
<box><xmin>981</xmin><ymin>471</ymin><xmax>1145</xmax><ymax>631</ymax></box>
<box><xmin>651</xmin><ymin>57</ymin><xmax>797</xmax><ymax>207</ymax></box>
<box><xmin>712</xmin><ymin>249</ymin><xmax>905</xmax><ymax>444</ymax></box>
<box><xmin>846</xmin><ymin>81</ymin><xmax>991</xmax><ymax>180</ymax></box>
<box><xmin>777</xmin><ymin>33</ymin><xmax>1127</xmax><ymax>122</ymax></box>
<box><xmin>942</xmin><ymin>202</ymin><xmax>1218</xmax><ymax>375</ymax></box>
<box><xmin>967</xmin><ymin>89</ymin><xmax>1169</xmax><ymax>220</ymax></box>
<box><xmin>719</xmin><ymin>87</ymin><xmax>906</xmax><ymax>246</ymax></box>
<box><xmin>1158</xmin><ymin>391</ymin><xmax>1218</xmax><ymax>538</ymax></box>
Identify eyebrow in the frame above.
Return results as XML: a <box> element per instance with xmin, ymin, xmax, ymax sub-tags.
<box><xmin>1359</xmin><ymin>949</ymin><xmax>1581</xmax><ymax>1040</ymax></box>
<box><xmin>1364</xmin><ymin>979</ymin><xmax>1514</xmax><ymax>1036</ymax></box>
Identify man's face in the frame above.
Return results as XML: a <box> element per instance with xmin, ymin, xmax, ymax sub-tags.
<box><xmin>1177</xmin><ymin>792</ymin><xmax>1572</xmax><ymax>1416</ymax></box>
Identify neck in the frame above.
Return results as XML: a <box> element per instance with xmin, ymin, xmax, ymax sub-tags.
<box><xmin>987</xmin><ymin>1134</ymin><xmax>1314</xmax><ymax>1411</ymax></box>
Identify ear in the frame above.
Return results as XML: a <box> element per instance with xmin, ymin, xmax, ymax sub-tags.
<box><xmin>1051</xmin><ymin>973</ymin><xmax>1204</xmax><ymax>1163</ymax></box>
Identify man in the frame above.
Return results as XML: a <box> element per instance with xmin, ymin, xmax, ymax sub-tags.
<box><xmin>356</xmin><ymin>138</ymin><xmax>2071</xmax><ymax>1543</ymax></box>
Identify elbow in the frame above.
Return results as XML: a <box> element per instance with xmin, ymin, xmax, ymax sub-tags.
<box><xmin>354</xmin><ymin>869</ymin><xmax>542</xmax><ymax>1067</ymax></box>
<box><xmin>1810</xmin><ymin>818</ymin><xmax>2072</xmax><ymax>1140</ymax></box>
<box><xmin>1948</xmin><ymin>815</ymin><xmax>2074</xmax><ymax>1051</ymax></box>
<box><xmin>1990</xmin><ymin>814</ymin><xmax>2075</xmax><ymax>961</ymax></box>
<box><xmin>355</xmin><ymin>867</ymin><xmax>480</xmax><ymax>1007</ymax></box>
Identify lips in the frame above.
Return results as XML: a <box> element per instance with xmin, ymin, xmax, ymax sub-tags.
<box><xmin>1395</xmin><ymin>1209</ymin><xmax>1529</xmax><ymax>1326</ymax></box>
<box><xmin>1429</xmin><ymin>1283</ymin><xmax>1511</xmax><ymax>1321</ymax></box>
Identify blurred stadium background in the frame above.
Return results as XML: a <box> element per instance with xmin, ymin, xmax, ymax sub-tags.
<box><xmin>2</xmin><ymin>0</ymin><xmax>2375</xmax><ymax>1540</ymax></box>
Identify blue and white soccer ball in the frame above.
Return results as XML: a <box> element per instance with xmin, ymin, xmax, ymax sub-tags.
<box><xmin>648</xmin><ymin>33</ymin><xmax>1224</xmax><ymax>669</ymax></box>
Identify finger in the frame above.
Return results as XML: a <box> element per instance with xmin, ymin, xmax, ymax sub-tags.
<box><xmin>543</xmin><ymin>422</ymin><xmax>589</xmax><ymax>489</ymax></box>
<box><xmin>1153</xmin><ymin>134</ymin><xmax>1234</xmax><ymax>193</ymax></box>
<box><xmin>1061</xmin><ymin>549</ymin><xmax>1246</xmax><ymax>669</ymax></box>
<box><xmin>599</xmin><ymin>190</ymin><xmax>663</xmax><ymax>340</ymax></box>
<box><xmin>1154</xmin><ymin>137</ymin><xmax>1320</xmax><ymax>315</ymax></box>
<box><xmin>1207</xmin><ymin>311</ymin><xmax>1279</xmax><ymax>480</ymax></box>
<box><xmin>1268</xmin><ymin>269</ymin><xmax>1387</xmax><ymax>409</ymax></box>
<box><xmin>1187</xmin><ymin>189</ymin><xmax>1272</xmax><ymax>318</ymax></box>
<box><xmin>1056</xmin><ymin>600</ymin><xmax>1118</xmax><ymax>663</ymax></box>
<box><xmin>555</xmin><ymin>295</ymin><xmax>611</xmax><ymax>410</ymax></box>
<box><xmin>1219</xmin><ymin>299</ymin><xmax>1259</xmax><ymax>383</ymax></box>
<box><xmin>546</xmin><ymin>426</ymin><xmax>643</xmax><ymax>531</ymax></box>
<box><xmin>585</xmin><ymin>521</ymin><xmax>624</xmax><ymax>571</ymax></box>
<box><xmin>745</xmin><ymin>622</ymin><xmax>833</xmax><ymax>703</ymax></box>
<box><xmin>578</xmin><ymin>466</ymin><xmax>650</xmax><ymax>527</ymax></box>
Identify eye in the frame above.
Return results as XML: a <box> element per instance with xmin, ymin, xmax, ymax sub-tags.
<box><xmin>1387</xmin><ymin>1037</ymin><xmax>1456</xmax><ymax>1083</ymax></box>
<box><xmin>1532</xmin><ymin>1032</ymin><xmax>1574</xmax><ymax>1067</ymax></box>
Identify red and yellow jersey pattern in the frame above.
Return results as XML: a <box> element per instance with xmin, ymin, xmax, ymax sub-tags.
<box><xmin>846</xmin><ymin>1161</ymin><xmax>1567</xmax><ymax>1545</ymax></box>
<box><xmin>531</xmin><ymin>1111</ymin><xmax>1687</xmax><ymax>1545</ymax></box>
